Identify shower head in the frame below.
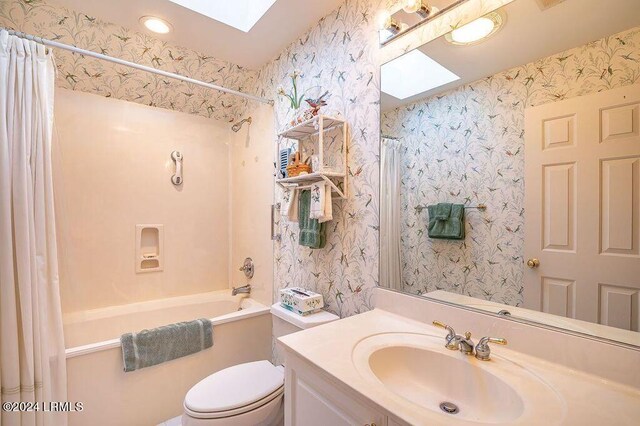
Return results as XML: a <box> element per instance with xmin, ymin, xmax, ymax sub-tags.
<box><xmin>231</xmin><ymin>117</ymin><xmax>252</xmax><ymax>132</ymax></box>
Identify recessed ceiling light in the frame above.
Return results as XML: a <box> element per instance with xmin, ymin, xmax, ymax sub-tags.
<box><xmin>446</xmin><ymin>12</ymin><xmax>504</xmax><ymax>45</ymax></box>
<box><xmin>140</xmin><ymin>16</ymin><xmax>173</xmax><ymax>34</ymax></box>
<box><xmin>381</xmin><ymin>50</ymin><xmax>460</xmax><ymax>100</ymax></box>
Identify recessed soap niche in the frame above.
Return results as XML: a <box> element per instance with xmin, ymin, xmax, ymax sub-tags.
<box><xmin>135</xmin><ymin>224</ymin><xmax>164</xmax><ymax>273</ymax></box>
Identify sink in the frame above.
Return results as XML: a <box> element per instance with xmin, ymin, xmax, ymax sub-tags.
<box><xmin>352</xmin><ymin>332</ymin><xmax>565</xmax><ymax>424</ymax></box>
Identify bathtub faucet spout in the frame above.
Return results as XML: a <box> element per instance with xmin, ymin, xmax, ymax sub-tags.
<box><xmin>232</xmin><ymin>284</ymin><xmax>251</xmax><ymax>296</ymax></box>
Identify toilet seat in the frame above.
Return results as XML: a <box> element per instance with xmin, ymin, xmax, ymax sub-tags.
<box><xmin>184</xmin><ymin>360</ymin><xmax>284</xmax><ymax>419</ymax></box>
<box><xmin>184</xmin><ymin>386</ymin><xmax>283</xmax><ymax>419</ymax></box>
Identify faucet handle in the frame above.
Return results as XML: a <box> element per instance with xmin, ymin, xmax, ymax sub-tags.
<box><xmin>432</xmin><ymin>320</ymin><xmax>455</xmax><ymax>336</ymax></box>
<box><xmin>475</xmin><ymin>336</ymin><xmax>508</xmax><ymax>361</ymax></box>
<box><xmin>432</xmin><ymin>321</ymin><xmax>459</xmax><ymax>351</ymax></box>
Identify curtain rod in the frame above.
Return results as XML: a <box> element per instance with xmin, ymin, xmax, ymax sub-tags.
<box><xmin>2</xmin><ymin>28</ymin><xmax>274</xmax><ymax>106</ymax></box>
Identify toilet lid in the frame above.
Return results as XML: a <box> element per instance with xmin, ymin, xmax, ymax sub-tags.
<box><xmin>184</xmin><ymin>360</ymin><xmax>284</xmax><ymax>413</ymax></box>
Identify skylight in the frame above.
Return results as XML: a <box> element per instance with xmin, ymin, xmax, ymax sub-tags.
<box><xmin>167</xmin><ymin>0</ymin><xmax>277</xmax><ymax>32</ymax></box>
<box><xmin>381</xmin><ymin>50</ymin><xmax>460</xmax><ymax>100</ymax></box>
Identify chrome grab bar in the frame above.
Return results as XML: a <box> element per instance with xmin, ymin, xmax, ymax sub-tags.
<box><xmin>271</xmin><ymin>203</ymin><xmax>281</xmax><ymax>241</ymax></box>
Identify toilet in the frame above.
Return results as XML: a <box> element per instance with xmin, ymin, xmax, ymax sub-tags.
<box><xmin>181</xmin><ymin>303</ymin><xmax>339</xmax><ymax>425</ymax></box>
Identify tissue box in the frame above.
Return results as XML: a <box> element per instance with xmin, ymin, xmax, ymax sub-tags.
<box><xmin>280</xmin><ymin>287</ymin><xmax>324</xmax><ymax>316</ymax></box>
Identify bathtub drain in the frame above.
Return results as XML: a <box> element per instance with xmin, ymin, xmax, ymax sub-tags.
<box><xmin>439</xmin><ymin>402</ymin><xmax>459</xmax><ymax>414</ymax></box>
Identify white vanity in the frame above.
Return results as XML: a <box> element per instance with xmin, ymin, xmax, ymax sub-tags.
<box><xmin>278</xmin><ymin>289</ymin><xmax>640</xmax><ymax>426</ymax></box>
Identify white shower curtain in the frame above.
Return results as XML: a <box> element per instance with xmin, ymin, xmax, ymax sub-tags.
<box><xmin>0</xmin><ymin>31</ymin><xmax>67</xmax><ymax>426</ymax></box>
<box><xmin>380</xmin><ymin>137</ymin><xmax>402</xmax><ymax>291</ymax></box>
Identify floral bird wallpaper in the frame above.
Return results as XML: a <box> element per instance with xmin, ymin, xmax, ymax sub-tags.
<box><xmin>256</xmin><ymin>1</ymin><xmax>382</xmax><ymax>318</ymax></box>
<box><xmin>0</xmin><ymin>0</ymin><xmax>257</xmax><ymax>122</ymax></box>
<box><xmin>382</xmin><ymin>26</ymin><xmax>640</xmax><ymax>306</ymax></box>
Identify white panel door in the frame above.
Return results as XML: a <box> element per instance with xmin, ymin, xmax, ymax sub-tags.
<box><xmin>525</xmin><ymin>85</ymin><xmax>640</xmax><ymax>330</ymax></box>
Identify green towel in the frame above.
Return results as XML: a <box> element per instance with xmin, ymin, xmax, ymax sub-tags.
<box><xmin>427</xmin><ymin>203</ymin><xmax>465</xmax><ymax>240</ymax></box>
<box><xmin>298</xmin><ymin>190</ymin><xmax>326</xmax><ymax>249</ymax></box>
<box><xmin>120</xmin><ymin>318</ymin><xmax>213</xmax><ymax>372</ymax></box>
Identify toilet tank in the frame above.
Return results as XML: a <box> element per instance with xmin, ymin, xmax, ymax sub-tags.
<box><xmin>271</xmin><ymin>303</ymin><xmax>339</xmax><ymax>364</ymax></box>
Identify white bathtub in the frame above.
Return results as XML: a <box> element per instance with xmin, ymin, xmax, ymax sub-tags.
<box><xmin>63</xmin><ymin>290</ymin><xmax>272</xmax><ymax>426</ymax></box>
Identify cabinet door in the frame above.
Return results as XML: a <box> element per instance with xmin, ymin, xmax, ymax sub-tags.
<box><xmin>285</xmin><ymin>354</ymin><xmax>386</xmax><ymax>426</ymax></box>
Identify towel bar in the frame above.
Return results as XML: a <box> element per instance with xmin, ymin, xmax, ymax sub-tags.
<box><xmin>415</xmin><ymin>204</ymin><xmax>486</xmax><ymax>213</ymax></box>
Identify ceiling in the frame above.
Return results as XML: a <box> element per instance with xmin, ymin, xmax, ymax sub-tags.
<box><xmin>50</xmin><ymin>0</ymin><xmax>344</xmax><ymax>69</ymax></box>
<box><xmin>381</xmin><ymin>0</ymin><xmax>640</xmax><ymax>111</ymax></box>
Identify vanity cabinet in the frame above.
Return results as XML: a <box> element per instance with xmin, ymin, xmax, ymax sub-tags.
<box><xmin>284</xmin><ymin>351</ymin><xmax>389</xmax><ymax>426</ymax></box>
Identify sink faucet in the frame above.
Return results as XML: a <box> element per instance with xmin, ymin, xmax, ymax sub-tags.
<box><xmin>432</xmin><ymin>320</ymin><xmax>460</xmax><ymax>350</ymax></box>
<box><xmin>458</xmin><ymin>332</ymin><xmax>474</xmax><ymax>355</ymax></box>
<box><xmin>232</xmin><ymin>284</ymin><xmax>251</xmax><ymax>296</ymax></box>
<box><xmin>433</xmin><ymin>321</ymin><xmax>507</xmax><ymax>359</ymax></box>
<box><xmin>475</xmin><ymin>336</ymin><xmax>508</xmax><ymax>361</ymax></box>
<box><xmin>432</xmin><ymin>321</ymin><xmax>474</xmax><ymax>355</ymax></box>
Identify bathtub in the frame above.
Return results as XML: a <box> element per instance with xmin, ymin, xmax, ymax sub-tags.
<box><xmin>63</xmin><ymin>290</ymin><xmax>272</xmax><ymax>426</ymax></box>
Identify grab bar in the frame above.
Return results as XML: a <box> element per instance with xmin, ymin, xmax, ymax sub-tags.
<box><xmin>271</xmin><ymin>203</ymin><xmax>281</xmax><ymax>241</ymax></box>
<box><xmin>171</xmin><ymin>151</ymin><xmax>183</xmax><ymax>185</ymax></box>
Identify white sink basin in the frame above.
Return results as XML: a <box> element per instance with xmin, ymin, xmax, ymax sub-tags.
<box><xmin>352</xmin><ymin>332</ymin><xmax>566</xmax><ymax>424</ymax></box>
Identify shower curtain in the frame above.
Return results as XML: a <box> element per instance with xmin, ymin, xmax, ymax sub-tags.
<box><xmin>0</xmin><ymin>31</ymin><xmax>67</xmax><ymax>426</ymax></box>
<box><xmin>380</xmin><ymin>137</ymin><xmax>402</xmax><ymax>291</ymax></box>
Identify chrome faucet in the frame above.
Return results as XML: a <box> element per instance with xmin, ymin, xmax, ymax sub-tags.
<box><xmin>475</xmin><ymin>336</ymin><xmax>508</xmax><ymax>361</ymax></box>
<box><xmin>232</xmin><ymin>284</ymin><xmax>251</xmax><ymax>296</ymax></box>
<box><xmin>458</xmin><ymin>332</ymin><xmax>475</xmax><ymax>355</ymax></box>
<box><xmin>432</xmin><ymin>320</ymin><xmax>460</xmax><ymax>350</ymax></box>
<box><xmin>432</xmin><ymin>321</ymin><xmax>474</xmax><ymax>355</ymax></box>
<box><xmin>433</xmin><ymin>321</ymin><xmax>507</xmax><ymax>359</ymax></box>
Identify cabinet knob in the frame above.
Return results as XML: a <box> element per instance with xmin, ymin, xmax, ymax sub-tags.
<box><xmin>526</xmin><ymin>258</ymin><xmax>540</xmax><ymax>268</ymax></box>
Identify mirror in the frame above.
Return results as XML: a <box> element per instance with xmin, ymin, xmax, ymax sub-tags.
<box><xmin>379</xmin><ymin>0</ymin><xmax>640</xmax><ymax>347</ymax></box>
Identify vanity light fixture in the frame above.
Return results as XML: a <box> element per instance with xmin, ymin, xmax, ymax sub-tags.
<box><xmin>379</xmin><ymin>0</ymin><xmax>465</xmax><ymax>45</ymax></box>
<box><xmin>403</xmin><ymin>0</ymin><xmax>436</xmax><ymax>19</ymax></box>
<box><xmin>139</xmin><ymin>16</ymin><xmax>173</xmax><ymax>34</ymax></box>
<box><xmin>446</xmin><ymin>11</ymin><xmax>504</xmax><ymax>45</ymax></box>
<box><xmin>378</xmin><ymin>10</ymin><xmax>401</xmax><ymax>36</ymax></box>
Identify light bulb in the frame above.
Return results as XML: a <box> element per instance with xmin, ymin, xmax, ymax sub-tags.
<box><xmin>447</xmin><ymin>12</ymin><xmax>503</xmax><ymax>45</ymax></box>
<box><xmin>140</xmin><ymin>16</ymin><xmax>172</xmax><ymax>34</ymax></box>
<box><xmin>403</xmin><ymin>0</ymin><xmax>422</xmax><ymax>14</ymax></box>
<box><xmin>377</xmin><ymin>10</ymin><xmax>392</xmax><ymax>31</ymax></box>
<box><xmin>451</xmin><ymin>18</ymin><xmax>494</xmax><ymax>43</ymax></box>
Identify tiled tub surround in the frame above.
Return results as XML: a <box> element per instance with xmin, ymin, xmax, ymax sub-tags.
<box><xmin>64</xmin><ymin>291</ymin><xmax>272</xmax><ymax>426</ymax></box>
<box><xmin>381</xmin><ymin>26</ymin><xmax>640</xmax><ymax>305</ymax></box>
<box><xmin>53</xmin><ymin>89</ymin><xmax>233</xmax><ymax>313</ymax></box>
<box><xmin>278</xmin><ymin>288</ymin><xmax>640</xmax><ymax>425</ymax></box>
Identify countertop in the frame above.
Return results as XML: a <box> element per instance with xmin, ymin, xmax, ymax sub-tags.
<box><xmin>278</xmin><ymin>308</ymin><xmax>640</xmax><ymax>425</ymax></box>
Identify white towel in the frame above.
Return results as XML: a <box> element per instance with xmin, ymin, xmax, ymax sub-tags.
<box><xmin>281</xmin><ymin>188</ymin><xmax>293</xmax><ymax>216</ymax></box>
<box><xmin>287</xmin><ymin>189</ymin><xmax>299</xmax><ymax>223</ymax></box>
<box><xmin>319</xmin><ymin>184</ymin><xmax>333</xmax><ymax>224</ymax></box>
<box><xmin>309</xmin><ymin>182</ymin><xmax>325</xmax><ymax>220</ymax></box>
<box><xmin>310</xmin><ymin>183</ymin><xmax>333</xmax><ymax>223</ymax></box>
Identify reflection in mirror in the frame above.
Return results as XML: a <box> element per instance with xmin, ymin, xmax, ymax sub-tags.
<box><xmin>378</xmin><ymin>0</ymin><xmax>468</xmax><ymax>45</ymax></box>
<box><xmin>379</xmin><ymin>0</ymin><xmax>640</xmax><ymax>347</ymax></box>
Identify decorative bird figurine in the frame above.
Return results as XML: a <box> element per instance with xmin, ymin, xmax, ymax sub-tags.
<box><xmin>305</xmin><ymin>90</ymin><xmax>330</xmax><ymax>115</ymax></box>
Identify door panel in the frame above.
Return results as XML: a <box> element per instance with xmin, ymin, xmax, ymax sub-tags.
<box><xmin>543</xmin><ymin>163</ymin><xmax>576</xmax><ymax>251</ymax></box>
<box><xmin>601</xmin><ymin>103</ymin><xmax>639</xmax><ymax>142</ymax></box>
<box><xmin>601</xmin><ymin>157</ymin><xmax>639</xmax><ymax>256</ymax></box>
<box><xmin>599</xmin><ymin>284</ymin><xmax>639</xmax><ymax>331</ymax></box>
<box><xmin>541</xmin><ymin>277</ymin><xmax>575</xmax><ymax>317</ymax></box>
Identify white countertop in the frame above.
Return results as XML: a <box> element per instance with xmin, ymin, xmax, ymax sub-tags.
<box><xmin>278</xmin><ymin>308</ymin><xmax>640</xmax><ymax>425</ymax></box>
